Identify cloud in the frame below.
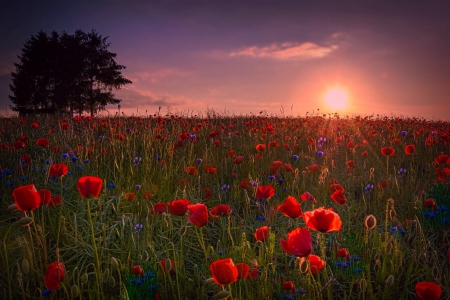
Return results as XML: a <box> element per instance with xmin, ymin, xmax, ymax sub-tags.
<box><xmin>229</xmin><ymin>42</ymin><xmax>338</xmax><ymax>60</ymax></box>
<box><xmin>128</xmin><ymin>68</ymin><xmax>190</xmax><ymax>83</ymax></box>
<box><xmin>0</xmin><ymin>65</ymin><xmax>14</xmax><ymax>76</ymax></box>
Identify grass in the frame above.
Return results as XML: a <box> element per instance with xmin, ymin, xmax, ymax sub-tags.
<box><xmin>0</xmin><ymin>110</ymin><xmax>449</xmax><ymax>299</ymax></box>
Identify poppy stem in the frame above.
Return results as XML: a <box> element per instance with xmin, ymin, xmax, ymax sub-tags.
<box><xmin>86</xmin><ymin>199</ymin><xmax>102</xmax><ymax>299</ymax></box>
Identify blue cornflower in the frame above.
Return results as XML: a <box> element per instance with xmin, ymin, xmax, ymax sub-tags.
<box><xmin>277</xmin><ymin>178</ymin><xmax>285</xmax><ymax>185</ymax></box>
<box><xmin>389</xmin><ymin>226</ymin><xmax>398</xmax><ymax>232</ymax></box>
<box><xmin>45</xmin><ymin>159</ymin><xmax>52</xmax><ymax>165</ymax></box>
<box><xmin>317</xmin><ymin>151</ymin><xmax>324</xmax><ymax>158</ymax></box>
<box><xmin>257</xmin><ymin>216</ymin><xmax>266</xmax><ymax>221</ymax></box>
<box><xmin>281</xmin><ymin>294</ymin><xmax>296</xmax><ymax>300</ymax></box>
<box><xmin>364</xmin><ymin>183</ymin><xmax>374</xmax><ymax>194</ymax></box>
<box><xmin>349</xmin><ymin>255</ymin><xmax>361</xmax><ymax>262</ymax></box>
<box><xmin>135</xmin><ymin>184</ymin><xmax>141</xmax><ymax>190</ymax></box>
<box><xmin>19</xmin><ymin>176</ymin><xmax>28</xmax><ymax>181</ymax></box>
<box><xmin>74</xmin><ymin>165</ymin><xmax>82</xmax><ymax>171</ymax></box>
<box><xmin>42</xmin><ymin>289</ymin><xmax>52</xmax><ymax>296</ymax></box>
<box><xmin>107</xmin><ymin>183</ymin><xmax>116</xmax><ymax>189</ymax></box>
<box><xmin>5</xmin><ymin>181</ymin><xmax>15</xmax><ymax>187</ymax></box>
<box><xmin>61</xmin><ymin>153</ymin><xmax>69</xmax><ymax>159</ymax></box>
<box><xmin>153</xmin><ymin>154</ymin><xmax>161</xmax><ymax>161</ymax></box>
<box><xmin>292</xmin><ymin>155</ymin><xmax>299</xmax><ymax>161</ymax></box>
<box><xmin>268</xmin><ymin>175</ymin><xmax>275</xmax><ymax>181</ymax></box>
<box><xmin>401</xmin><ymin>130</ymin><xmax>407</xmax><ymax>137</ymax></box>
<box><xmin>437</xmin><ymin>205</ymin><xmax>448</xmax><ymax>212</ymax></box>
<box><xmin>397</xmin><ymin>168</ymin><xmax>407</xmax><ymax>178</ymax></box>
<box><xmin>217</xmin><ymin>250</ymin><xmax>225</xmax><ymax>255</ymax></box>
<box><xmin>220</xmin><ymin>184</ymin><xmax>230</xmax><ymax>194</ymax></box>
<box><xmin>423</xmin><ymin>212</ymin><xmax>437</xmax><ymax>219</ymax></box>
<box><xmin>144</xmin><ymin>273</ymin><xmax>156</xmax><ymax>279</ymax></box>
<box><xmin>133</xmin><ymin>157</ymin><xmax>142</xmax><ymax>166</ymax></box>
<box><xmin>189</xmin><ymin>134</ymin><xmax>197</xmax><ymax>140</ymax></box>
<box><xmin>83</xmin><ymin>159</ymin><xmax>90</xmax><ymax>164</ymax></box>
<box><xmin>400</xmin><ymin>230</ymin><xmax>407</xmax><ymax>235</ymax></box>
<box><xmin>441</xmin><ymin>218</ymin><xmax>450</xmax><ymax>225</ymax></box>
<box><xmin>195</xmin><ymin>158</ymin><xmax>203</xmax><ymax>164</ymax></box>
<box><xmin>126</xmin><ymin>127</ymin><xmax>132</xmax><ymax>132</ymax></box>
<box><xmin>99</xmin><ymin>135</ymin><xmax>105</xmax><ymax>140</ymax></box>
<box><xmin>134</xmin><ymin>223</ymin><xmax>143</xmax><ymax>233</ymax></box>
<box><xmin>295</xmin><ymin>288</ymin><xmax>307</xmax><ymax>294</ymax></box>
<box><xmin>352</xmin><ymin>268</ymin><xmax>363</xmax><ymax>274</ymax></box>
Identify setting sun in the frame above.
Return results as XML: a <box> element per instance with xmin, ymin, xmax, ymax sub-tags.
<box><xmin>324</xmin><ymin>88</ymin><xmax>348</xmax><ymax>110</ymax></box>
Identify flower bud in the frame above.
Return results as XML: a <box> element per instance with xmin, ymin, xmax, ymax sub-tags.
<box><xmin>18</xmin><ymin>217</ymin><xmax>34</xmax><ymax>226</ymax></box>
<box><xmin>213</xmin><ymin>291</ymin><xmax>231</xmax><ymax>299</ymax></box>
<box><xmin>71</xmin><ymin>285</ymin><xmax>79</xmax><ymax>299</ymax></box>
<box><xmin>110</xmin><ymin>257</ymin><xmax>119</xmax><ymax>269</ymax></box>
<box><xmin>80</xmin><ymin>273</ymin><xmax>88</xmax><ymax>284</ymax></box>
<box><xmin>108</xmin><ymin>276</ymin><xmax>116</xmax><ymax>287</ymax></box>
<box><xmin>385</xmin><ymin>275</ymin><xmax>394</xmax><ymax>286</ymax></box>
<box><xmin>22</xmin><ymin>258</ymin><xmax>30</xmax><ymax>274</ymax></box>
<box><xmin>364</xmin><ymin>215</ymin><xmax>377</xmax><ymax>229</ymax></box>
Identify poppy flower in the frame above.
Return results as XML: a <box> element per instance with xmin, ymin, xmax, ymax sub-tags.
<box><xmin>381</xmin><ymin>146</ymin><xmax>395</xmax><ymax>156</ymax></box>
<box><xmin>303</xmin><ymin>207</ymin><xmax>342</xmax><ymax>233</ymax></box>
<box><xmin>336</xmin><ymin>248</ymin><xmax>350</xmax><ymax>260</ymax></box>
<box><xmin>235</xmin><ymin>263</ymin><xmax>249</xmax><ymax>279</ymax></box>
<box><xmin>143</xmin><ymin>191</ymin><xmax>154</xmax><ymax>199</ymax></box>
<box><xmin>378</xmin><ymin>179</ymin><xmax>391</xmax><ymax>189</ymax></box>
<box><xmin>205</xmin><ymin>165</ymin><xmax>217</xmax><ymax>174</ymax></box>
<box><xmin>306</xmin><ymin>254</ymin><xmax>325</xmax><ymax>275</ymax></box>
<box><xmin>130</xmin><ymin>265</ymin><xmax>144</xmax><ymax>277</ymax></box>
<box><xmin>44</xmin><ymin>262</ymin><xmax>65</xmax><ymax>290</ymax></box>
<box><xmin>277</xmin><ymin>196</ymin><xmax>303</xmax><ymax>218</ymax></box>
<box><xmin>404</xmin><ymin>144</ymin><xmax>415</xmax><ymax>155</ymax></box>
<box><xmin>160</xmin><ymin>259</ymin><xmax>175</xmax><ymax>275</ymax></box>
<box><xmin>52</xmin><ymin>146</ymin><xmax>62</xmax><ymax>154</ymax></box>
<box><xmin>209</xmin><ymin>258</ymin><xmax>238</xmax><ymax>285</ymax></box>
<box><xmin>49</xmin><ymin>163</ymin><xmax>69</xmax><ymax>178</ymax></box>
<box><xmin>20</xmin><ymin>153</ymin><xmax>31</xmax><ymax>166</ymax></box>
<box><xmin>169</xmin><ymin>199</ymin><xmax>190</xmax><ymax>216</ymax></box>
<box><xmin>282</xmin><ymin>280</ymin><xmax>295</xmax><ymax>293</ymax></box>
<box><xmin>210</xmin><ymin>204</ymin><xmax>232</xmax><ymax>218</ymax></box>
<box><xmin>391</xmin><ymin>138</ymin><xmax>402</xmax><ymax>146</ymax></box>
<box><xmin>256</xmin><ymin>185</ymin><xmax>275</xmax><ymax>200</ymax></box>
<box><xmin>247</xmin><ymin>268</ymin><xmax>259</xmax><ymax>281</ymax></box>
<box><xmin>268</xmin><ymin>140</ymin><xmax>279</xmax><ymax>148</ymax></box>
<box><xmin>38</xmin><ymin>189</ymin><xmax>52</xmax><ymax>205</ymax></box>
<box><xmin>415</xmin><ymin>281</ymin><xmax>442</xmax><ymax>300</ymax></box>
<box><xmin>12</xmin><ymin>184</ymin><xmax>41</xmax><ymax>212</ymax></box>
<box><xmin>361</xmin><ymin>150</ymin><xmax>368</xmax><ymax>157</ymax></box>
<box><xmin>423</xmin><ymin>198</ymin><xmax>437</xmax><ymax>210</ymax></box>
<box><xmin>254</xmin><ymin>226</ymin><xmax>269</xmax><ymax>242</ymax></box>
<box><xmin>347</xmin><ymin>160</ymin><xmax>355</xmax><ymax>169</ymax></box>
<box><xmin>48</xmin><ymin>195</ymin><xmax>62</xmax><ymax>207</ymax></box>
<box><xmin>330</xmin><ymin>189</ymin><xmax>347</xmax><ymax>205</ymax></box>
<box><xmin>279</xmin><ymin>228</ymin><xmax>312</xmax><ymax>257</ymax></box>
<box><xmin>187</xmin><ymin>203</ymin><xmax>208</xmax><ymax>227</ymax></box>
<box><xmin>255</xmin><ymin>144</ymin><xmax>266</xmax><ymax>152</ymax></box>
<box><xmin>239</xmin><ymin>180</ymin><xmax>252</xmax><ymax>189</ymax></box>
<box><xmin>203</xmin><ymin>187</ymin><xmax>212</xmax><ymax>199</ymax></box>
<box><xmin>14</xmin><ymin>141</ymin><xmax>26</xmax><ymax>150</ymax></box>
<box><xmin>300</xmin><ymin>191</ymin><xmax>317</xmax><ymax>203</ymax></box>
<box><xmin>234</xmin><ymin>156</ymin><xmax>244</xmax><ymax>165</ymax></box>
<box><xmin>151</xmin><ymin>202</ymin><xmax>168</xmax><ymax>215</ymax></box>
<box><xmin>269</xmin><ymin>160</ymin><xmax>284</xmax><ymax>174</ymax></box>
<box><xmin>185</xmin><ymin>166</ymin><xmax>197</xmax><ymax>175</ymax></box>
<box><xmin>31</xmin><ymin>122</ymin><xmax>39</xmax><ymax>129</ymax></box>
<box><xmin>306</xmin><ymin>164</ymin><xmax>320</xmax><ymax>173</ymax></box>
<box><xmin>77</xmin><ymin>176</ymin><xmax>103</xmax><ymax>199</ymax></box>
<box><xmin>434</xmin><ymin>154</ymin><xmax>450</xmax><ymax>164</ymax></box>
<box><xmin>61</xmin><ymin>122</ymin><xmax>69</xmax><ymax>130</ymax></box>
<box><xmin>124</xmin><ymin>192</ymin><xmax>136</xmax><ymax>201</ymax></box>
<box><xmin>36</xmin><ymin>138</ymin><xmax>50</xmax><ymax>147</ymax></box>
<box><xmin>329</xmin><ymin>183</ymin><xmax>345</xmax><ymax>193</ymax></box>
<box><xmin>227</xmin><ymin>150</ymin><xmax>236</xmax><ymax>158</ymax></box>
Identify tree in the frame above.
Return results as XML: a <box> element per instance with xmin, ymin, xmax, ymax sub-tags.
<box><xmin>9</xmin><ymin>29</ymin><xmax>132</xmax><ymax>115</ymax></box>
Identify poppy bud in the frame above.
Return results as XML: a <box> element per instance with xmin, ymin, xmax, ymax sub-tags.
<box><xmin>364</xmin><ymin>215</ymin><xmax>377</xmax><ymax>229</ymax></box>
<box><xmin>71</xmin><ymin>285</ymin><xmax>79</xmax><ymax>299</ymax></box>
<box><xmin>22</xmin><ymin>258</ymin><xmax>30</xmax><ymax>274</ymax></box>
<box><xmin>204</xmin><ymin>278</ymin><xmax>215</xmax><ymax>285</ymax></box>
<box><xmin>18</xmin><ymin>217</ymin><xmax>34</xmax><ymax>226</ymax></box>
<box><xmin>103</xmin><ymin>268</ymin><xmax>110</xmax><ymax>282</ymax></box>
<box><xmin>8</xmin><ymin>204</ymin><xmax>17</xmax><ymax>211</ymax></box>
<box><xmin>385</xmin><ymin>275</ymin><xmax>394</xmax><ymax>286</ymax></box>
<box><xmin>81</xmin><ymin>273</ymin><xmax>88</xmax><ymax>284</ymax></box>
<box><xmin>108</xmin><ymin>276</ymin><xmax>116</xmax><ymax>287</ymax></box>
<box><xmin>110</xmin><ymin>257</ymin><xmax>119</xmax><ymax>269</ymax></box>
<box><xmin>213</xmin><ymin>291</ymin><xmax>231</xmax><ymax>299</ymax></box>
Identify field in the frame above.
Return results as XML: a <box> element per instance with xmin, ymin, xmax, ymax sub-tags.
<box><xmin>0</xmin><ymin>111</ymin><xmax>449</xmax><ymax>300</ymax></box>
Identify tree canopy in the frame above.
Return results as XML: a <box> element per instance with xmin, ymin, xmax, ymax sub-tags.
<box><xmin>9</xmin><ymin>29</ymin><xmax>132</xmax><ymax>115</ymax></box>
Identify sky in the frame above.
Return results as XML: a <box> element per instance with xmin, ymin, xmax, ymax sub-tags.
<box><xmin>1</xmin><ymin>0</ymin><xmax>450</xmax><ymax>120</ymax></box>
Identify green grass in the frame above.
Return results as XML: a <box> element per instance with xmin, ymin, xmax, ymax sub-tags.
<box><xmin>0</xmin><ymin>111</ymin><xmax>449</xmax><ymax>299</ymax></box>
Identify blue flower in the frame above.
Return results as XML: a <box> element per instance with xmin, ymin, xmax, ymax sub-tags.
<box><xmin>189</xmin><ymin>134</ymin><xmax>197</xmax><ymax>140</ymax></box>
<box><xmin>317</xmin><ymin>151</ymin><xmax>324</xmax><ymax>158</ymax></box>
<box><xmin>71</xmin><ymin>156</ymin><xmax>78</xmax><ymax>162</ymax></box>
<box><xmin>292</xmin><ymin>155</ymin><xmax>299</xmax><ymax>161</ymax></box>
<box><xmin>135</xmin><ymin>184</ymin><xmax>141</xmax><ymax>190</ymax></box>
<box><xmin>83</xmin><ymin>159</ymin><xmax>90</xmax><ymax>164</ymax></box>
<box><xmin>277</xmin><ymin>178</ymin><xmax>285</xmax><ymax>185</ymax></box>
<box><xmin>217</xmin><ymin>250</ymin><xmax>225</xmax><ymax>255</ymax></box>
<box><xmin>349</xmin><ymin>255</ymin><xmax>361</xmax><ymax>262</ymax></box>
<box><xmin>19</xmin><ymin>176</ymin><xmax>28</xmax><ymax>181</ymax></box>
<box><xmin>144</xmin><ymin>273</ymin><xmax>156</xmax><ymax>279</ymax></box>
<box><xmin>257</xmin><ymin>216</ymin><xmax>266</xmax><ymax>221</ymax></box>
<box><xmin>134</xmin><ymin>223</ymin><xmax>143</xmax><ymax>233</ymax></box>
<box><xmin>45</xmin><ymin>159</ymin><xmax>52</xmax><ymax>165</ymax></box>
<box><xmin>153</xmin><ymin>154</ymin><xmax>161</xmax><ymax>161</ymax></box>
<box><xmin>401</xmin><ymin>130</ymin><xmax>407</xmax><ymax>137</ymax></box>
<box><xmin>107</xmin><ymin>183</ymin><xmax>116</xmax><ymax>189</ymax></box>
<box><xmin>268</xmin><ymin>175</ymin><xmax>275</xmax><ymax>181</ymax></box>
<box><xmin>75</xmin><ymin>165</ymin><xmax>83</xmax><ymax>171</ymax></box>
<box><xmin>352</xmin><ymin>268</ymin><xmax>363</xmax><ymax>274</ymax></box>
<box><xmin>195</xmin><ymin>158</ymin><xmax>203</xmax><ymax>164</ymax></box>
<box><xmin>295</xmin><ymin>288</ymin><xmax>307</xmax><ymax>294</ymax></box>
<box><xmin>41</xmin><ymin>289</ymin><xmax>52</xmax><ymax>296</ymax></box>
<box><xmin>441</xmin><ymin>218</ymin><xmax>450</xmax><ymax>225</ymax></box>
<box><xmin>437</xmin><ymin>205</ymin><xmax>448</xmax><ymax>212</ymax></box>
<box><xmin>389</xmin><ymin>227</ymin><xmax>398</xmax><ymax>232</ymax></box>
<box><xmin>126</xmin><ymin>127</ymin><xmax>132</xmax><ymax>132</ymax></box>
<box><xmin>99</xmin><ymin>135</ymin><xmax>105</xmax><ymax>140</ymax></box>
<box><xmin>61</xmin><ymin>153</ymin><xmax>69</xmax><ymax>159</ymax></box>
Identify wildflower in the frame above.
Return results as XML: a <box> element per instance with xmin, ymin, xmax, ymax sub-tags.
<box><xmin>277</xmin><ymin>196</ymin><xmax>303</xmax><ymax>218</ymax></box>
<box><xmin>36</xmin><ymin>138</ymin><xmax>50</xmax><ymax>147</ymax></box>
<box><xmin>364</xmin><ymin>215</ymin><xmax>377</xmax><ymax>229</ymax></box>
<box><xmin>330</xmin><ymin>189</ymin><xmax>347</xmax><ymax>205</ymax></box>
<box><xmin>256</xmin><ymin>185</ymin><xmax>275</xmax><ymax>201</ymax></box>
<box><xmin>381</xmin><ymin>146</ymin><xmax>395</xmax><ymax>156</ymax></box>
<box><xmin>169</xmin><ymin>199</ymin><xmax>190</xmax><ymax>216</ymax></box>
<box><xmin>300</xmin><ymin>191</ymin><xmax>317</xmax><ymax>203</ymax></box>
<box><xmin>305</xmin><ymin>254</ymin><xmax>325</xmax><ymax>275</ymax></box>
<box><xmin>364</xmin><ymin>184</ymin><xmax>374</xmax><ymax>194</ymax></box>
<box><xmin>220</xmin><ymin>184</ymin><xmax>230</xmax><ymax>194</ymax></box>
<box><xmin>135</xmin><ymin>184</ymin><xmax>141</xmax><ymax>190</ymax></box>
<box><xmin>38</xmin><ymin>189</ymin><xmax>52</xmax><ymax>205</ymax></box>
<box><xmin>209</xmin><ymin>258</ymin><xmax>238</xmax><ymax>285</ymax></box>
<box><xmin>107</xmin><ymin>183</ymin><xmax>116</xmax><ymax>189</ymax></box>
<box><xmin>317</xmin><ymin>151</ymin><xmax>324</xmax><ymax>158</ymax></box>
<box><xmin>61</xmin><ymin>153</ymin><xmax>69</xmax><ymax>159</ymax></box>
<box><xmin>236</xmin><ymin>263</ymin><xmax>249</xmax><ymax>279</ymax></box>
<box><xmin>282</xmin><ymin>280</ymin><xmax>295</xmax><ymax>293</ymax></box>
<box><xmin>306</xmin><ymin>164</ymin><xmax>320</xmax><ymax>173</ymax></box>
<box><xmin>303</xmin><ymin>207</ymin><xmax>342</xmax><ymax>233</ymax></box>
<box><xmin>254</xmin><ymin>226</ymin><xmax>269</xmax><ymax>242</ymax></box>
<box><xmin>151</xmin><ymin>203</ymin><xmax>167</xmax><ymax>215</ymax></box>
<box><xmin>44</xmin><ymin>262</ymin><xmax>65</xmax><ymax>290</ymax></box>
<box><xmin>434</xmin><ymin>154</ymin><xmax>450</xmax><ymax>164</ymax></box>
<box><xmin>279</xmin><ymin>228</ymin><xmax>312</xmax><ymax>257</ymax></box>
<box><xmin>134</xmin><ymin>223</ymin><xmax>143</xmax><ymax>233</ymax></box>
<box><xmin>130</xmin><ymin>265</ymin><xmax>144</xmax><ymax>277</ymax></box>
<box><xmin>12</xmin><ymin>184</ymin><xmax>41</xmax><ymax>212</ymax></box>
<box><xmin>415</xmin><ymin>281</ymin><xmax>442</xmax><ymax>300</ymax></box>
<box><xmin>71</xmin><ymin>156</ymin><xmax>78</xmax><ymax>162</ymax></box>
<box><xmin>132</xmin><ymin>157</ymin><xmax>142</xmax><ymax>166</ymax></box>
<box><xmin>336</xmin><ymin>248</ymin><xmax>350</xmax><ymax>260</ymax></box>
<box><xmin>195</xmin><ymin>158</ymin><xmax>203</xmax><ymax>164</ymax></box>
<box><xmin>187</xmin><ymin>203</ymin><xmax>208</xmax><ymax>227</ymax></box>
<box><xmin>404</xmin><ymin>144</ymin><xmax>415</xmax><ymax>155</ymax></box>
<box><xmin>401</xmin><ymin>130</ymin><xmax>407</xmax><ymax>137</ymax></box>
<box><xmin>185</xmin><ymin>166</ymin><xmax>198</xmax><ymax>175</ymax></box>
<box><xmin>397</xmin><ymin>168</ymin><xmax>407</xmax><ymax>178</ymax></box>
<box><xmin>50</xmin><ymin>163</ymin><xmax>69</xmax><ymax>178</ymax></box>
<box><xmin>210</xmin><ymin>204</ymin><xmax>232</xmax><ymax>218</ymax></box>
<box><xmin>83</xmin><ymin>159</ymin><xmax>90</xmax><ymax>164</ymax></box>
<box><xmin>234</xmin><ymin>156</ymin><xmax>244</xmax><ymax>165</ymax></box>
<box><xmin>124</xmin><ymin>192</ymin><xmax>136</xmax><ymax>201</ymax></box>
<box><xmin>292</xmin><ymin>155</ymin><xmax>299</xmax><ymax>161</ymax></box>
<box><xmin>423</xmin><ymin>198</ymin><xmax>437</xmax><ymax>210</ymax></box>
<box><xmin>48</xmin><ymin>195</ymin><xmax>62</xmax><ymax>207</ymax></box>
<box><xmin>77</xmin><ymin>176</ymin><xmax>103</xmax><ymax>199</ymax></box>
<box><xmin>257</xmin><ymin>216</ymin><xmax>266</xmax><ymax>221</ymax></box>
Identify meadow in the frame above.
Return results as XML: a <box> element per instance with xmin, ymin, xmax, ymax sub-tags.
<box><xmin>0</xmin><ymin>110</ymin><xmax>449</xmax><ymax>300</ymax></box>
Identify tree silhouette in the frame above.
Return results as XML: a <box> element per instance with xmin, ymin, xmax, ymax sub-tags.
<box><xmin>9</xmin><ymin>29</ymin><xmax>131</xmax><ymax>115</ymax></box>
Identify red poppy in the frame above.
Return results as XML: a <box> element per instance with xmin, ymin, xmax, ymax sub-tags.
<box><xmin>124</xmin><ymin>192</ymin><xmax>136</xmax><ymax>201</ymax></box>
<box><xmin>20</xmin><ymin>154</ymin><xmax>31</xmax><ymax>166</ymax></box>
<box><xmin>234</xmin><ymin>156</ymin><xmax>244</xmax><ymax>165</ymax></box>
<box><xmin>14</xmin><ymin>141</ymin><xmax>26</xmax><ymax>150</ymax></box>
<box><xmin>203</xmin><ymin>187</ymin><xmax>212</xmax><ymax>199</ymax></box>
<box><xmin>48</xmin><ymin>195</ymin><xmax>62</xmax><ymax>207</ymax></box>
<box><xmin>205</xmin><ymin>165</ymin><xmax>217</xmax><ymax>174</ymax></box>
<box><xmin>330</xmin><ymin>189</ymin><xmax>347</xmax><ymax>205</ymax></box>
<box><xmin>434</xmin><ymin>154</ymin><xmax>450</xmax><ymax>164</ymax></box>
<box><xmin>77</xmin><ymin>176</ymin><xmax>103</xmax><ymax>199</ymax></box>
<box><xmin>213</xmin><ymin>140</ymin><xmax>220</xmax><ymax>147</ymax></box>
<box><xmin>31</xmin><ymin>122</ymin><xmax>39</xmax><ymax>129</ymax></box>
<box><xmin>391</xmin><ymin>138</ymin><xmax>402</xmax><ymax>146</ymax></box>
<box><xmin>247</xmin><ymin>268</ymin><xmax>259</xmax><ymax>281</ymax></box>
<box><xmin>130</xmin><ymin>265</ymin><xmax>144</xmax><ymax>277</ymax></box>
<box><xmin>268</xmin><ymin>140</ymin><xmax>279</xmax><ymax>148</ymax></box>
<box><xmin>12</xmin><ymin>184</ymin><xmax>41</xmax><ymax>212</ymax></box>
<box><xmin>381</xmin><ymin>146</ymin><xmax>395</xmax><ymax>156</ymax></box>
<box><xmin>209</xmin><ymin>130</ymin><xmax>220</xmax><ymax>138</ymax></box>
<box><xmin>160</xmin><ymin>259</ymin><xmax>175</xmax><ymax>275</ymax></box>
<box><xmin>239</xmin><ymin>180</ymin><xmax>252</xmax><ymax>189</ymax></box>
<box><xmin>44</xmin><ymin>262</ymin><xmax>65</xmax><ymax>290</ymax></box>
<box><xmin>415</xmin><ymin>281</ymin><xmax>442</xmax><ymax>300</ymax></box>
<box><xmin>38</xmin><ymin>189</ymin><xmax>52</xmax><ymax>205</ymax></box>
<box><xmin>303</xmin><ymin>207</ymin><xmax>342</xmax><ymax>233</ymax></box>
<box><xmin>143</xmin><ymin>191</ymin><xmax>154</xmax><ymax>199</ymax></box>
<box><xmin>269</xmin><ymin>160</ymin><xmax>284</xmax><ymax>174</ymax></box>
<box><xmin>361</xmin><ymin>150</ymin><xmax>368</xmax><ymax>157</ymax></box>
<box><xmin>256</xmin><ymin>185</ymin><xmax>275</xmax><ymax>200</ymax></box>
<box><xmin>210</xmin><ymin>204</ymin><xmax>232</xmax><ymax>218</ymax></box>
<box><xmin>49</xmin><ymin>163</ymin><xmax>69</xmax><ymax>178</ymax></box>
<box><xmin>300</xmin><ymin>191</ymin><xmax>317</xmax><ymax>203</ymax></box>
<box><xmin>347</xmin><ymin>160</ymin><xmax>355</xmax><ymax>169</ymax></box>
<box><xmin>209</xmin><ymin>258</ymin><xmax>238</xmax><ymax>285</ymax></box>
<box><xmin>227</xmin><ymin>150</ymin><xmax>236</xmax><ymax>158</ymax></box>
<box><xmin>329</xmin><ymin>183</ymin><xmax>345</xmax><ymax>193</ymax></box>
<box><xmin>169</xmin><ymin>199</ymin><xmax>190</xmax><ymax>216</ymax></box>
<box><xmin>185</xmin><ymin>166</ymin><xmax>197</xmax><ymax>175</ymax></box>
<box><xmin>282</xmin><ymin>280</ymin><xmax>295</xmax><ymax>293</ymax></box>
<box><xmin>235</xmin><ymin>263</ymin><xmax>249</xmax><ymax>279</ymax></box>
<box><xmin>254</xmin><ymin>226</ymin><xmax>269</xmax><ymax>242</ymax></box>
<box><xmin>404</xmin><ymin>144</ymin><xmax>415</xmax><ymax>155</ymax></box>
<box><xmin>36</xmin><ymin>138</ymin><xmax>50</xmax><ymax>147</ymax></box>
<box><xmin>52</xmin><ymin>146</ymin><xmax>62</xmax><ymax>154</ymax></box>
<box><xmin>255</xmin><ymin>144</ymin><xmax>266</xmax><ymax>152</ymax></box>
<box><xmin>279</xmin><ymin>228</ymin><xmax>312</xmax><ymax>257</ymax></box>
<box><xmin>378</xmin><ymin>179</ymin><xmax>391</xmax><ymax>188</ymax></box>
<box><xmin>423</xmin><ymin>198</ymin><xmax>437</xmax><ymax>210</ymax></box>
<box><xmin>277</xmin><ymin>196</ymin><xmax>303</xmax><ymax>218</ymax></box>
<box><xmin>336</xmin><ymin>248</ymin><xmax>350</xmax><ymax>260</ymax></box>
<box><xmin>306</xmin><ymin>254</ymin><xmax>325</xmax><ymax>275</ymax></box>
<box><xmin>187</xmin><ymin>203</ymin><xmax>208</xmax><ymax>227</ymax></box>
<box><xmin>151</xmin><ymin>202</ymin><xmax>168</xmax><ymax>215</ymax></box>
<box><xmin>306</xmin><ymin>164</ymin><xmax>320</xmax><ymax>173</ymax></box>
<box><xmin>19</xmin><ymin>135</ymin><xmax>29</xmax><ymax>143</ymax></box>
<box><xmin>61</xmin><ymin>122</ymin><xmax>69</xmax><ymax>130</ymax></box>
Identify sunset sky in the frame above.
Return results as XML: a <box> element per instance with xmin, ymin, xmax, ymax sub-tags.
<box><xmin>1</xmin><ymin>0</ymin><xmax>450</xmax><ymax>120</ymax></box>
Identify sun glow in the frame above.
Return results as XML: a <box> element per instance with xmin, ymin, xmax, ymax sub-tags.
<box><xmin>324</xmin><ymin>88</ymin><xmax>348</xmax><ymax>110</ymax></box>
